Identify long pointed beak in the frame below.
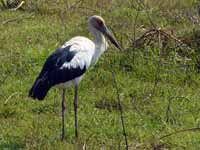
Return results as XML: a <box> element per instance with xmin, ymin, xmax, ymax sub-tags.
<box><xmin>101</xmin><ymin>26</ymin><xmax>122</xmax><ymax>50</ymax></box>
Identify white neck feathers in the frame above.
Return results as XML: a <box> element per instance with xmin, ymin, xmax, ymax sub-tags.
<box><xmin>89</xmin><ymin>25</ymin><xmax>108</xmax><ymax>64</ymax></box>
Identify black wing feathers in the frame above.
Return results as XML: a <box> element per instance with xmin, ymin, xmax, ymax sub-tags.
<box><xmin>29</xmin><ymin>45</ymin><xmax>86</xmax><ymax>100</ymax></box>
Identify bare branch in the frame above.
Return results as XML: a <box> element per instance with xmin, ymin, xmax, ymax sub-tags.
<box><xmin>112</xmin><ymin>71</ymin><xmax>129</xmax><ymax>150</ymax></box>
<box><xmin>159</xmin><ymin>127</ymin><xmax>200</xmax><ymax>140</ymax></box>
<box><xmin>133</xmin><ymin>28</ymin><xmax>193</xmax><ymax>52</ymax></box>
<box><xmin>10</xmin><ymin>1</ymin><xmax>24</xmax><ymax>11</ymax></box>
<box><xmin>1</xmin><ymin>13</ymin><xmax>34</xmax><ymax>25</ymax></box>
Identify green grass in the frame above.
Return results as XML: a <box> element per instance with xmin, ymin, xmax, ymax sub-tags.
<box><xmin>1</xmin><ymin>0</ymin><xmax>200</xmax><ymax>149</ymax></box>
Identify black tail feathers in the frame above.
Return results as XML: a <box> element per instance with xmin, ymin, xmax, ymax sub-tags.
<box><xmin>28</xmin><ymin>78</ymin><xmax>51</xmax><ymax>100</ymax></box>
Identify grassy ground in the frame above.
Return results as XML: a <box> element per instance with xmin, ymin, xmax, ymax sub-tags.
<box><xmin>1</xmin><ymin>0</ymin><xmax>200</xmax><ymax>149</ymax></box>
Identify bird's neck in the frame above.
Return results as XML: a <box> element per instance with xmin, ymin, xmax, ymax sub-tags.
<box><xmin>93</xmin><ymin>33</ymin><xmax>108</xmax><ymax>64</ymax></box>
<box><xmin>94</xmin><ymin>31</ymin><xmax>105</xmax><ymax>45</ymax></box>
<box><xmin>89</xmin><ymin>26</ymin><xmax>107</xmax><ymax>51</ymax></box>
<box><xmin>90</xmin><ymin>27</ymin><xmax>108</xmax><ymax>64</ymax></box>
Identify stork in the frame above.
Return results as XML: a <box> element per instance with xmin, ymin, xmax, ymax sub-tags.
<box><xmin>28</xmin><ymin>15</ymin><xmax>121</xmax><ymax>141</ymax></box>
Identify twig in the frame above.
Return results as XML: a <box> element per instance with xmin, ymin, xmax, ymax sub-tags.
<box><xmin>159</xmin><ymin>127</ymin><xmax>200</xmax><ymax>140</ymax></box>
<box><xmin>133</xmin><ymin>28</ymin><xmax>194</xmax><ymax>54</ymax></box>
<box><xmin>159</xmin><ymin>29</ymin><xmax>193</xmax><ymax>51</ymax></box>
<box><xmin>112</xmin><ymin>71</ymin><xmax>128</xmax><ymax>150</ymax></box>
<box><xmin>1</xmin><ymin>13</ymin><xmax>34</xmax><ymax>25</ymax></box>
<box><xmin>2</xmin><ymin>18</ymin><xmax>20</xmax><ymax>24</ymax></box>
<box><xmin>4</xmin><ymin>92</ymin><xmax>21</xmax><ymax>105</ymax></box>
<box><xmin>10</xmin><ymin>1</ymin><xmax>25</xmax><ymax>11</ymax></box>
<box><xmin>133</xmin><ymin>28</ymin><xmax>157</xmax><ymax>47</ymax></box>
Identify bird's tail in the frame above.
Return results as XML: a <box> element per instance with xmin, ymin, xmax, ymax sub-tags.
<box><xmin>28</xmin><ymin>77</ymin><xmax>51</xmax><ymax>100</ymax></box>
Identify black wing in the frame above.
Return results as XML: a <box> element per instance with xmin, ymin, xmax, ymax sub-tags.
<box><xmin>29</xmin><ymin>45</ymin><xmax>86</xmax><ymax>100</ymax></box>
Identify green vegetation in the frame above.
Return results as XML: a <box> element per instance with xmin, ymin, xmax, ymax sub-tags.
<box><xmin>1</xmin><ymin>0</ymin><xmax>200</xmax><ymax>149</ymax></box>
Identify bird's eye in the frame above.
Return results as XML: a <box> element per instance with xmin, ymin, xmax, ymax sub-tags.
<box><xmin>97</xmin><ymin>20</ymin><xmax>103</xmax><ymax>27</ymax></box>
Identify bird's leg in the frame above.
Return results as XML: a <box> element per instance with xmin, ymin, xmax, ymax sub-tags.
<box><xmin>74</xmin><ymin>85</ymin><xmax>78</xmax><ymax>140</ymax></box>
<box><xmin>61</xmin><ymin>88</ymin><xmax>66</xmax><ymax>141</ymax></box>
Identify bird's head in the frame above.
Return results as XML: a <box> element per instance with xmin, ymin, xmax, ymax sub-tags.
<box><xmin>88</xmin><ymin>15</ymin><xmax>122</xmax><ymax>50</ymax></box>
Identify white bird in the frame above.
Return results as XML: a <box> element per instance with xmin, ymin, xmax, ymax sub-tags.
<box><xmin>28</xmin><ymin>15</ymin><xmax>121</xmax><ymax>141</ymax></box>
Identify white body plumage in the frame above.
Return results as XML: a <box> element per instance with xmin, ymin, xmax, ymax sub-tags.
<box><xmin>57</xmin><ymin>34</ymin><xmax>108</xmax><ymax>88</ymax></box>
